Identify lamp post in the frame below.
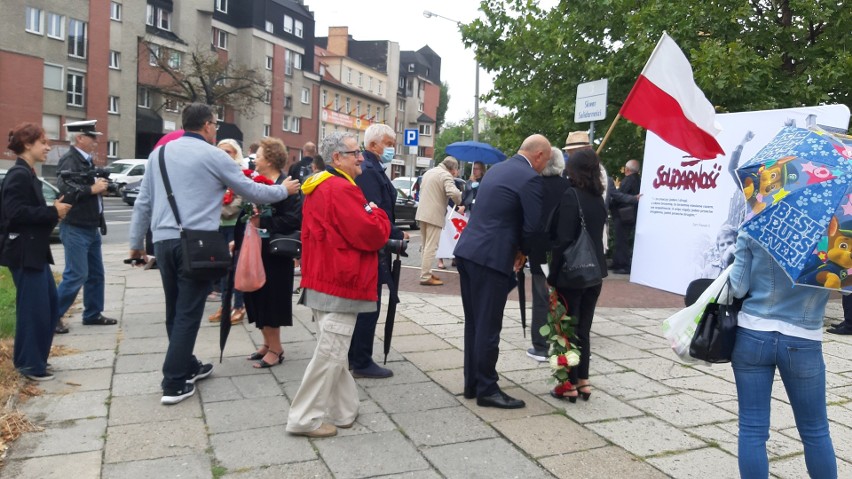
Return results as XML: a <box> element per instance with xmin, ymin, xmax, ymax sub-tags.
<box><xmin>423</xmin><ymin>10</ymin><xmax>480</xmax><ymax>142</ymax></box>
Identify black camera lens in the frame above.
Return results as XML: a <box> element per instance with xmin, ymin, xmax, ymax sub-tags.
<box><xmin>384</xmin><ymin>238</ymin><xmax>408</xmax><ymax>257</ymax></box>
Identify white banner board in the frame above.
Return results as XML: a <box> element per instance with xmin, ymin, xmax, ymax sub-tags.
<box><xmin>630</xmin><ymin>105</ymin><xmax>851</xmax><ymax>295</ymax></box>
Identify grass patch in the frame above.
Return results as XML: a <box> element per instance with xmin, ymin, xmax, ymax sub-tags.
<box><xmin>212</xmin><ymin>465</ymin><xmax>228</xmax><ymax>479</ymax></box>
<box><xmin>0</xmin><ymin>268</ymin><xmax>15</xmax><ymax>339</ymax></box>
<box><xmin>0</xmin><ymin>340</ymin><xmax>43</xmax><ymax>467</ymax></box>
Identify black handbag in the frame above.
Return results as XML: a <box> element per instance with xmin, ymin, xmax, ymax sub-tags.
<box><xmin>557</xmin><ymin>189</ymin><xmax>602</xmax><ymax>289</ymax></box>
<box><xmin>268</xmin><ymin>230</ymin><xmax>301</xmax><ymax>257</ymax></box>
<box><xmin>617</xmin><ymin>205</ymin><xmax>637</xmax><ymax>225</ymax></box>
<box><xmin>689</xmin><ymin>279</ymin><xmax>740</xmax><ymax>363</ymax></box>
<box><xmin>158</xmin><ymin>146</ymin><xmax>230</xmax><ymax>281</ymax></box>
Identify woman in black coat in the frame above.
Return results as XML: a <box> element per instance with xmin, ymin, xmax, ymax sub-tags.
<box><xmin>1</xmin><ymin>123</ymin><xmax>71</xmax><ymax>381</ymax></box>
<box><xmin>235</xmin><ymin>137</ymin><xmax>301</xmax><ymax>368</ymax></box>
<box><xmin>547</xmin><ymin>148</ymin><xmax>608</xmax><ymax>401</ymax></box>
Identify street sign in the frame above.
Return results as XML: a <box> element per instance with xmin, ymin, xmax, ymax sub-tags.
<box><xmin>575</xmin><ymin>79</ymin><xmax>608</xmax><ymax>123</ymax></box>
<box><xmin>404</xmin><ymin>128</ymin><xmax>419</xmax><ymax>147</ymax></box>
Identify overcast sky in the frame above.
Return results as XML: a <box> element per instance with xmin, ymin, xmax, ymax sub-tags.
<box><xmin>307</xmin><ymin>0</ymin><xmax>557</xmax><ymax>125</ymax></box>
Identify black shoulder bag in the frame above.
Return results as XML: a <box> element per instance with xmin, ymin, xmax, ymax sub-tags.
<box><xmin>557</xmin><ymin>189</ymin><xmax>602</xmax><ymax>289</ymax></box>
<box><xmin>689</xmin><ymin>278</ymin><xmax>740</xmax><ymax>363</ymax></box>
<box><xmin>158</xmin><ymin>146</ymin><xmax>230</xmax><ymax>281</ymax></box>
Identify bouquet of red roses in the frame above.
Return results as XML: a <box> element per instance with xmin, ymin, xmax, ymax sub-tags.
<box><xmin>539</xmin><ymin>288</ymin><xmax>581</xmax><ymax>394</ymax></box>
<box><xmin>240</xmin><ymin>169</ymin><xmax>275</xmax><ymax>221</ymax></box>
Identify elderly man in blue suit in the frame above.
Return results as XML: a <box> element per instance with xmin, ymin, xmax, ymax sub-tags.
<box><xmin>454</xmin><ymin>134</ymin><xmax>550</xmax><ymax>409</ymax></box>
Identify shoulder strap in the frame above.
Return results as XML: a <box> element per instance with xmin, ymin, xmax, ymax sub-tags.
<box><xmin>572</xmin><ymin>188</ymin><xmax>588</xmax><ymax>231</ymax></box>
<box><xmin>158</xmin><ymin>146</ymin><xmax>183</xmax><ymax>230</ymax></box>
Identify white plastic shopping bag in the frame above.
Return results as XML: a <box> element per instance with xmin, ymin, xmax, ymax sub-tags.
<box><xmin>662</xmin><ymin>265</ymin><xmax>732</xmax><ymax>363</ymax></box>
<box><xmin>435</xmin><ymin>206</ymin><xmax>468</xmax><ymax>258</ymax></box>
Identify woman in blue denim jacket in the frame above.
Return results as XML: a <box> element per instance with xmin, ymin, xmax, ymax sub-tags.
<box><xmin>729</xmin><ymin>231</ymin><xmax>836</xmax><ymax>478</ymax></box>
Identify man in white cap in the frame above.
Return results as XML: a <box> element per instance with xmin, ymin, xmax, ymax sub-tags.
<box><xmin>55</xmin><ymin>120</ymin><xmax>115</xmax><ymax>333</ymax></box>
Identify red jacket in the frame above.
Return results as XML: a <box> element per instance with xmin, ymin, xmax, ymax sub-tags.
<box><xmin>300</xmin><ymin>171</ymin><xmax>390</xmax><ymax>301</ymax></box>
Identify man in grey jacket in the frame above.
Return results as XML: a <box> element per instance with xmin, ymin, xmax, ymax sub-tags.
<box><xmin>415</xmin><ymin>157</ymin><xmax>463</xmax><ymax>286</ymax></box>
<box><xmin>129</xmin><ymin>103</ymin><xmax>299</xmax><ymax>405</ymax></box>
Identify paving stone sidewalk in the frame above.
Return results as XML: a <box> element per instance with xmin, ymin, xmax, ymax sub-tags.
<box><xmin>4</xmin><ymin>244</ymin><xmax>852</xmax><ymax>478</ymax></box>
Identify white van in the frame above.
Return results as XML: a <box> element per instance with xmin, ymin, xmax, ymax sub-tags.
<box><xmin>107</xmin><ymin>159</ymin><xmax>147</xmax><ymax>195</ymax></box>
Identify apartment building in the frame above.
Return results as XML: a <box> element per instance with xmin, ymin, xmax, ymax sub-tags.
<box><xmin>398</xmin><ymin>47</ymin><xmax>441</xmax><ymax>177</ymax></box>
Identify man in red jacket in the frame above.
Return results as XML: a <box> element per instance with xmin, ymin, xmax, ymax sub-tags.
<box><xmin>286</xmin><ymin>132</ymin><xmax>390</xmax><ymax>438</ymax></box>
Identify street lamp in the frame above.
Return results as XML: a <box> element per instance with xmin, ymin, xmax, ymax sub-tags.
<box><xmin>423</xmin><ymin>10</ymin><xmax>480</xmax><ymax>142</ymax></box>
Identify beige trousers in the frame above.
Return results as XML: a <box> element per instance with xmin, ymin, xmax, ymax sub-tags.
<box><xmin>285</xmin><ymin>309</ymin><xmax>359</xmax><ymax>433</ymax></box>
<box><xmin>420</xmin><ymin>222</ymin><xmax>442</xmax><ymax>281</ymax></box>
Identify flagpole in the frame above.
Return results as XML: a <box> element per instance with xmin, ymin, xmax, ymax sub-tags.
<box><xmin>596</xmin><ymin>113</ymin><xmax>622</xmax><ymax>155</ymax></box>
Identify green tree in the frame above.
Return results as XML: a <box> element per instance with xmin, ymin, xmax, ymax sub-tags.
<box><xmin>461</xmin><ymin>0</ymin><xmax>851</xmax><ymax>175</ymax></box>
<box><xmin>436</xmin><ymin>81</ymin><xmax>451</xmax><ymax>134</ymax></box>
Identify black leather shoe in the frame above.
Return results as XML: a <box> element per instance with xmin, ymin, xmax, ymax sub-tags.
<box><xmin>476</xmin><ymin>390</ymin><xmax>525</xmax><ymax>409</ymax></box>
<box><xmin>827</xmin><ymin>324</ymin><xmax>852</xmax><ymax>335</ymax></box>
<box><xmin>54</xmin><ymin>322</ymin><xmax>69</xmax><ymax>334</ymax></box>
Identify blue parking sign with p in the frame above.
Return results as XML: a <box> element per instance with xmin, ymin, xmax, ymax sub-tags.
<box><xmin>404</xmin><ymin>129</ymin><xmax>419</xmax><ymax>147</ymax></box>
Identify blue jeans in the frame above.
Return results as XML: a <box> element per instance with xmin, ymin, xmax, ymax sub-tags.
<box><xmin>731</xmin><ymin>328</ymin><xmax>836</xmax><ymax>478</ymax></box>
<box><xmin>154</xmin><ymin>239</ymin><xmax>210</xmax><ymax>391</ymax></box>
<box><xmin>12</xmin><ymin>264</ymin><xmax>58</xmax><ymax>376</ymax></box>
<box><xmin>56</xmin><ymin>223</ymin><xmax>105</xmax><ymax>322</ymax></box>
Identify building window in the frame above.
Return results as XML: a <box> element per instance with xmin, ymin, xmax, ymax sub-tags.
<box><xmin>25</xmin><ymin>7</ymin><xmax>43</xmax><ymax>35</ymax></box>
<box><xmin>68</xmin><ymin>19</ymin><xmax>87</xmax><ymax>58</ymax></box>
<box><xmin>419</xmin><ymin>124</ymin><xmax>432</xmax><ymax>136</ymax></box>
<box><xmin>43</xmin><ymin>114</ymin><xmax>61</xmax><ymax>140</ymax></box>
<box><xmin>215</xmin><ymin>29</ymin><xmax>228</xmax><ymax>50</ymax></box>
<box><xmin>108</xmin><ymin>51</ymin><xmax>121</xmax><ymax>69</ymax></box>
<box><xmin>284</xmin><ymin>50</ymin><xmax>293</xmax><ymax>75</ymax></box>
<box><xmin>66</xmin><ymin>71</ymin><xmax>85</xmax><ymax>107</ymax></box>
<box><xmin>334</xmin><ymin>94</ymin><xmax>340</xmax><ymax>111</ymax></box>
<box><xmin>110</xmin><ymin>2</ymin><xmax>122</xmax><ymax>21</ymax></box>
<box><xmin>293</xmin><ymin>53</ymin><xmax>302</xmax><ymax>70</ymax></box>
<box><xmin>108</xmin><ymin>96</ymin><xmax>120</xmax><ymax>114</ymax></box>
<box><xmin>265</xmin><ymin>56</ymin><xmax>273</xmax><ymax>70</ymax></box>
<box><xmin>148</xmin><ymin>44</ymin><xmax>160</xmax><ymax>65</ymax></box>
<box><xmin>397</xmin><ymin>99</ymin><xmax>405</xmax><ymax>112</ymax></box>
<box><xmin>357</xmin><ymin>72</ymin><xmax>362</xmax><ymax>87</ymax></box>
<box><xmin>367</xmin><ymin>104</ymin><xmax>372</xmax><ymax>119</ymax></box>
<box><xmin>265</xmin><ymin>20</ymin><xmax>273</xmax><ymax>33</ymax></box>
<box><xmin>419</xmin><ymin>102</ymin><xmax>424</xmax><ymax>112</ymax></box>
<box><xmin>47</xmin><ymin>13</ymin><xmax>64</xmax><ymax>39</ymax></box>
<box><xmin>321</xmin><ymin>89</ymin><xmax>328</xmax><ymax>107</ymax></box>
<box><xmin>345</xmin><ymin>98</ymin><xmax>351</xmax><ymax>114</ymax></box>
<box><xmin>263</xmin><ymin>124</ymin><xmax>271</xmax><ymax>137</ymax></box>
<box><xmin>291</xmin><ymin>117</ymin><xmax>300</xmax><ymax>133</ymax></box>
<box><xmin>378</xmin><ymin>81</ymin><xmax>383</xmax><ymax>95</ymax></box>
<box><xmin>294</xmin><ymin>20</ymin><xmax>303</xmax><ymax>38</ymax></box>
<box><xmin>107</xmin><ymin>141</ymin><xmax>119</xmax><ymax>158</ymax></box>
<box><xmin>158</xmin><ymin>9</ymin><xmax>171</xmax><ymax>30</ymax></box>
<box><xmin>44</xmin><ymin>64</ymin><xmax>63</xmax><ymax>91</ymax></box>
<box><xmin>283</xmin><ymin>15</ymin><xmax>293</xmax><ymax>34</ymax></box>
<box><xmin>167</xmin><ymin>50</ymin><xmax>181</xmax><ymax>69</ymax></box>
<box><xmin>285</xmin><ymin>95</ymin><xmax>293</xmax><ymax>109</ymax></box>
<box><xmin>138</xmin><ymin>87</ymin><xmax>150</xmax><ymax>108</ymax></box>
<box><xmin>146</xmin><ymin>4</ymin><xmax>155</xmax><ymax>25</ymax></box>
<box><xmin>300</xmin><ymin>87</ymin><xmax>310</xmax><ymax>104</ymax></box>
<box><xmin>368</xmin><ymin>77</ymin><xmax>373</xmax><ymax>91</ymax></box>
<box><xmin>398</xmin><ymin>76</ymin><xmax>405</xmax><ymax>89</ymax></box>
<box><xmin>264</xmin><ymin>90</ymin><xmax>271</xmax><ymax>104</ymax></box>
<box><xmin>164</xmin><ymin>98</ymin><xmax>179</xmax><ymax>112</ymax></box>
<box><xmin>215</xmin><ymin>0</ymin><xmax>228</xmax><ymax>13</ymax></box>
<box><xmin>356</xmin><ymin>101</ymin><xmax>361</xmax><ymax>116</ymax></box>
<box><xmin>320</xmin><ymin>124</ymin><xmax>326</xmax><ymax>139</ymax></box>
<box><xmin>408</xmin><ymin>63</ymin><xmax>415</xmax><ymax>72</ymax></box>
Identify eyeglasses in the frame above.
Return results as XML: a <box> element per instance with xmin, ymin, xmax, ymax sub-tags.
<box><xmin>339</xmin><ymin>150</ymin><xmax>362</xmax><ymax>157</ymax></box>
<box><xmin>207</xmin><ymin>120</ymin><xmax>220</xmax><ymax>131</ymax></box>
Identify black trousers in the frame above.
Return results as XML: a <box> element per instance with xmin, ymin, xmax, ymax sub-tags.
<box><xmin>349</xmin><ymin>281</ymin><xmax>383</xmax><ymax>370</ymax></box>
<box><xmin>843</xmin><ymin>294</ymin><xmax>852</xmax><ymax>324</ymax></box>
<box><xmin>11</xmin><ymin>264</ymin><xmax>58</xmax><ymax>376</ymax></box>
<box><xmin>458</xmin><ymin>258</ymin><xmax>511</xmax><ymax>398</ymax></box>
<box><xmin>611</xmin><ymin>217</ymin><xmax>635</xmax><ymax>270</ymax></box>
<box><xmin>556</xmin><ymin>283</ymin><xmax>602</xmax><ymax>383</ymax></box>
<box><xmin>155</xmin><ymin>239</ymin><xmax>208</xmax><ymax>391</ymax></box>
<box><xmin>530</xmin><ymin>272</ymin><xmax>550</xmax><ymax>352</ymax></box>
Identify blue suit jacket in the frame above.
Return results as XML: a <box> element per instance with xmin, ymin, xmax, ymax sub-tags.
<box><xmin>454</xmin><ymin>154</ymin><xmax>543</xmax><ymax>276</ymax></box>
<box><xmin>355</xmin><ymin>151</ymin><xmax>403</xmax><ymax>241</ymax></box>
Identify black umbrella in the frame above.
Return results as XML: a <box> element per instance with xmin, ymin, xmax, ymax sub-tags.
<box><xmin>219</xmin><ymin>257</ymin><xmax>236</xmax><ymax>363</ymax></box>
<box><xmin>517</xmin><ymin>269</ymin><xmax>527</xmax><ymax>337</ymax></box>
<box><xmin>383</xmin><ymin>252</ymin><xmax>403</xmax><ymax>365</ymax></box>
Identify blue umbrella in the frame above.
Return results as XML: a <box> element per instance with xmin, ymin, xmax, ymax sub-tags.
<box><xmin>446</xmin><ymin>141</ymin><xmax>507</xmax><ymax>164</ymax></box>
<box><xmin>736</xmin><ymin>126</ymin><xmax>852</xmax><ymax>290</ymax></box>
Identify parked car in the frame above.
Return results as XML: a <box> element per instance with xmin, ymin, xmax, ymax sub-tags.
<box><xmin>107</xmin><ymin>159</ymin><xmax>146</xmax><ymax>196</ymax></box>
<box><xmin>393</xmin><ymin>188</ymin><xmax>419</xmax><ymax>230</ymax></box>
<box><xmin>391</xmin><ymin>176</ymin><xmax>417</xmax><ymax>197</ymax></box>
<box><xmin>121</xmin><ymin>179</ymin><xmax>142</xmax><ymax>206</ymax></box>
<box><xmin>0</xmin><ymin>169</ymin><xmax>61</xmax><ymax>240</ymax></box>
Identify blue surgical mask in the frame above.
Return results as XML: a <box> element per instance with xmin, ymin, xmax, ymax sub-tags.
<box><xmin>382</xmin><ymin>147</ymin><xmax>395</xmax><ymax>163</ymax></box>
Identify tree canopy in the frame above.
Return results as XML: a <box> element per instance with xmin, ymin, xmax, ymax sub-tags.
<box><xmin>460</xmin><ymin>0</ymin><xmax>851</xmax><ymax>174</ymax></box>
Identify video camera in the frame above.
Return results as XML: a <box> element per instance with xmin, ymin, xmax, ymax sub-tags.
<box><xmin>59</xmin><ymin>168</ymin><xmax>119</xmax><ymax>194</ymax></box>
<box><xmin>383</xmin><ymin>238</ymin><xmax>408</xmax><ymax>258</ymax></box>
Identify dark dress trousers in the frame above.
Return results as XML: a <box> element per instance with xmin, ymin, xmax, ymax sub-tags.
<box><xmin>350</xmin><ymin>151</ymin><xmax>404</xmax><ymax>370</ymax></box>
<box><xmin>0</xmin><ymin>159</ymin><xmax>60</xmax><ymax>376</ymax></box>
<box><xmin>610</xmin><ymin>173</ymin><xmax>640</xmax><ymax>271</ymax></box>
<box><xmin>454</xmin><ymin>154</ymin><xmax>543</xmax><ymax>397</ymax></box>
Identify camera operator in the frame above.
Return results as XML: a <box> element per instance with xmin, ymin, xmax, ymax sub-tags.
<box><xmin>54</xmin><ymin>120</ymin><xmax>115</xmax><ymax>333</ymax></box>
<box><xmin>286</xmin><ymin>132</ymin><xmax>390</xmax><ymax>438</ymax></box>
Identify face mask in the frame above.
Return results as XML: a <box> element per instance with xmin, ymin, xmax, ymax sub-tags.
<box><xmin>382</xmin><ymin>147</ymin><xmax>395</xmax><ymax>163</ymax></box>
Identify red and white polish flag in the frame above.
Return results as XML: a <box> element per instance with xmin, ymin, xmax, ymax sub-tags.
<box><xmin>620</xmin><ymin>33</ymin><xmax>725</xmax><ymax>160</ymax></box>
